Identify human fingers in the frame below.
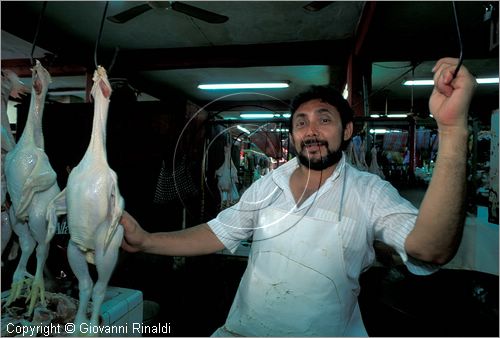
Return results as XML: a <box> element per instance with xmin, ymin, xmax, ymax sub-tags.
<box><xmin>433</xmin><ymin>58</ymin><xmax>476</xmax><ymax>96</ymax></box>
<box><xmin>433</xmin><ymin>62</ymin><xmax>455</xmax><ymax>97</ymax></box>
<box><xmin>120</xmin><ymin>210</ymin><xmax>137</xmax><ymax>231</ymax></box>
<box><xmin>433</xmin><ymin>57</ymin><xmax>476</xmax><ymax>85</ymax></box>
<box><xmin>121</xmin><ymin>238</ymin><xmax>140</xmax><ymax>253</ymax></box>
<box><xmin>120</xmin><ymin>211</ymin><xmax>141</xmax><ymax>252</ymax></box>
<box><xmin>432</xmin><ymin>57</ymin><xmax>460</xmax><ymax>74</ymax></box>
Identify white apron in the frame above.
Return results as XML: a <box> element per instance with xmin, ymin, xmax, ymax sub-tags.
<box><xmin>215</xmin><ymin>206</ymin><xmax>367</xmax><ymax>337</ymax></box>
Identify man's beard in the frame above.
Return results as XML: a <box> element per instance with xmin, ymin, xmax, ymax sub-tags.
<box><xmin>297</xmin><ymin>142</ymin><xmax>343</xmax><ymax>171</ymax></box>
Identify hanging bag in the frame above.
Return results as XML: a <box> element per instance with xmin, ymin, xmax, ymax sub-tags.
<box><xmin>153</xmin><ymin>155</ymin><xmax>198</xmax><ymax>204</ymax></box>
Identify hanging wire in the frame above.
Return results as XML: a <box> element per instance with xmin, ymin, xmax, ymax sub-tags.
<box><xmin>452</xmin><ymin>1</ymin><xmax>464</xmax><ymax>79</ymax></box>
<box><xmin>355</xmin><ymin>3</ymin><xmax>463</xmax><ymax>112</ymax></box>
<box><xmin>107</xmin><ymin>47</ymin><xmax>119</xmax><ymax>73</ymax></box>
<box><xmin>94</xmin><ymin>1</ymin><xmax>110</xmax><ymax>69</ymax></box>
<box><xmin>353</xmin><ymin>61</ymin><xmax>423</xmax><ymax>111</ymax></box>
<box><xmin>410</xmin><ymin>63</ymin><xmax>415</xmax><ymax>114</ymax></box>
<box><xmin>188</xmin><ymin>16</ymin><xmax>214</xmax><ymax>46</ymax></box>
<box><xmin>30</xmin><ymin>1</ymin><xmax>48</xmax><ymax>66</ymax></box>
<box><xmin>373</xmin><ymin>62</ymin><xmax>413</xmax><ymax>70</ymax></box>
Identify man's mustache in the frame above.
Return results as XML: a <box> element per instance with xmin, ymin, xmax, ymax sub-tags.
<box><xmin>301</xmin><ymin>138</ymin><xmax>329</xmax><ymax>148</ymax></box>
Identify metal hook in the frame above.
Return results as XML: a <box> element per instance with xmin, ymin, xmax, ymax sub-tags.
<box><xmin>410</xmin><ymin>62</ymin><xmax>415</xmax><ymax>114</ymax></box>
<box><xmin>452</xmin><ymin>1</ymin><xmax>464</xmax><ymax>79</ymax></box>
<box><xmin>94</xmin><ymin>1</ymin><xmax>110</xmax><ymax>69</ymax></box>
<box><xmin>107</xmin><ymin>47</ymin><xmax>120</xmax><ymax>74</ymax></box>
<box><xmin>30</xmin><ymin>1</ymin><xmax>48</xmax><ymax>66</ymax></box>
<box><xmin>94</xmin><ymin>2</ymin><xmax>120</xmax><ymax>74</ymax></box>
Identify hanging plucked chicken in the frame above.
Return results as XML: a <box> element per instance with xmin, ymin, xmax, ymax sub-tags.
<box><xmin>215</xmin><ymin>144</ymin><xmax>239</xmax><ymax>209</ymax></box>
<box><xmin>1</xmin><ymin>69</ymin><xmax>26</xmax><ymax>266</ymax></box>
<box><xmin>46</xmin><ymin>66</ymin><xmax>124</xmax><ymax>331</ymax></box>
<box><xmin>4</xmin><ymin>60</ymin><xmax>60</xmax><ymax>315</ymax></box>
<box><xmin>368</xmin><ymin>146</ymin><xmax>385</xmax><ymax>179</ymax></box>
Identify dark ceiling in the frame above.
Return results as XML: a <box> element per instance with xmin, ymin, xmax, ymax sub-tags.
<box><xmin>1</xmin><ymin>1</ymin><xmax>498</xmax><ymax>119</ymax></box>
<box><xmin>363</xmin><ymin>1</ymin><xmax>499</xmax><ymax>115</ymax></box>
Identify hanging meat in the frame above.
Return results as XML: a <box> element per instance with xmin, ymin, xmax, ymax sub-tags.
<box><xmin>46</xmin><ymin>66</ymin><xmax>124</xmax><ymax>331</ymax></box>
<box><xmin>368</xmin><ymin>145</ymin><xmax>385</xmax><ymax>179</ymax></box>
<box><xmin>347</xmin><ymin>135</ymin><xmax>368</xmax><ymax>170</ymax></box>
<box><xmin>1</xmin><ymin>69</ymin><xmax>26</xmax><ymax>151</ymax></box>
<box><xmin>4</xmin><ymin>61</ymin><xmax>60</xmax><ymax>315</ymax></box>
<box><xmin>215</xmin><ymin>144</ymin><xmax>239</xmax><ymax>209</ymax></box>
<box><xmin>1</xmin><ymin>69</ymin><xmax>26</xmax><ymax>265</ymax></box>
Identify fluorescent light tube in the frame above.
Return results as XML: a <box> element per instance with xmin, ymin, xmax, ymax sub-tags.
<box><xmin>237</xmin><ymin>125</ymin><xmax>251</xmax><ymax>134</ymax></box>
<box><xmin>369</xmin><ymin>129</ymin><xmax>388</xmax><ymax>134</ymax></box>
<box><xmin>370</xmin><ymin>129</ymin><xmax>403</xmax><ymax>134</ymax></box>
<box><xmin>240</xmin><ymin>113</ymin><xmax>275</xmax><ymax>119</ymax></box>
<box><xmin>404</xmin><ymin>77</ymin><xmax>499</xmax><ymax>86</ymax></box>
<box><xmin>403</xmin><ymin>80</ymin><xmax>434</xmax><ymax>86</ymax></box>
<box><xmin>282</xmin><ymin>113</ymin><xmax>291</xmax><ymax>118</ymax></box>
<box><xmin>342</xmin><ymin>84</ymin><xmax>349</xmax><ymax>100</ymax></box>
<box><xmin>370</xmin><ymin>114</ymin><xmax>406</xmax><ymax>118</ymax></box>
<box><xmin>476</xmin><ymin>77</ymin><xmax>499</xmax><ymax>84</ymax></box>
<box><xmin>198</xmin><ymin>82</ymin><xmax>289</xmax><ymax>90</ymax></box>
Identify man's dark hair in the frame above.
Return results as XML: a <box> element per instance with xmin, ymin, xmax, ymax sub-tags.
<box><xmin>289</xmin><ymin>85</ymin><xmax>354</xmax><ymax>131</ymax></box>
<box><xmin>288</xmin><ymin>85</ymin><xmax>355</xmax><ymax>150</ymax></box>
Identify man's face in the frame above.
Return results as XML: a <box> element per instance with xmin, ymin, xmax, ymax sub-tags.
<box><xmin>290</xmin><ymin>99</ymin><xmax>352</xmax><ymax>170</ymax></box>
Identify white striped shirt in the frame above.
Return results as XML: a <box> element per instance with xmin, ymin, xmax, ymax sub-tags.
<box><xmin>208</xmin><ymin>154</ymin><xmax>437</xmax><ymax>291</ymax></box>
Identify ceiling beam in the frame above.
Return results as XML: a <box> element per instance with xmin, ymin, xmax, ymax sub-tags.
<box><xmin>116</xmin><ymin>40</ymin><xmax>352</xmax><ymax>100</ymax></box>
<box><xmin>197</xmin><ymin>100</ymin><xmax>290</xmax><ymax>113</ymax></box>
<box><xmin>1</xmin><ymin>58</ymin><xmax>88</xmax><ymax>77</ymax></box>
<box><xmin>110</xmin><ymin>39</ymin><xmax>353</xmax><ymax>73</ymax></box>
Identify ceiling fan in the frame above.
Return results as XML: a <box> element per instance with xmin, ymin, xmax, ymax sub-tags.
<box><xmin>107</xmin><ymin>1</ymin><xmax>229</xmax><ymax>24</ymax></box>
<box><xmin>303</xmin><ymin>1</ymin><xmax>334</xmax><ymax>12</ymax></box>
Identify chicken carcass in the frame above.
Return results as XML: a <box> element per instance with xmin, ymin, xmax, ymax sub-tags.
<box><xmin>215</xmin><ymin>144</ymin><xmax>239</xmax><ymax>208</ymax></box>
<box><xmin>368</xmin><ymin>146</ymin><xmax>385</xmax><ymax>179</ymax></box>
<box><xmin>1</xmin><ymin>69</ymin><xmax>27</xmax><ymax>265</ymax></box>
<box><xmin>1</xmin><ymin>69</ymin><xmax>26</xmax><ymax>152</ymax></box>
<box><xmin>4</xmin><ymin>61</ymin><xmax>60</xmax><ymax>315</ymax></box>
<box><xmin>46</xmin><ymin>66</ymin><xmax>124</xmax><ymax>330</ymax></box>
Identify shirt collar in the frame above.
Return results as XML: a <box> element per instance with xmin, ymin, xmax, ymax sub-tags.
<box><xmin>271</xmin><ymin>152</ymin><xmax>347</xmax><ymax>189</ymax></box>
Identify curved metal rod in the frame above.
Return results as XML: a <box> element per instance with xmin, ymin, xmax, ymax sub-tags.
<box><xmin>94</xmin><ymin>1</ymin><xmax>110</xmax><ymax>69</ymax></box>
<box><xmin>30</xmin><ymin>1</ymin><xmax>48</xmax><ymax>66</ymax></box>
<box><xmin>452</xmin><ymin>1</ymin><xmax>464</xmax><ymax>79</ymax></box>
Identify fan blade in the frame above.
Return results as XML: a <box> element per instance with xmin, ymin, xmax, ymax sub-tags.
<box><xmin>171</xmin><ymin>1</ymin><xmax>228</xmax><ymax>24</ymax></box>
<box><xmin>107</xmin><ymin>3</ymin><xmax>152</xmax><ymax>23</ymax></box>
<box><xmin>303</xmin><ymin>1</ymin><xmax>334</xmax><ymax>12</ymax></box>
